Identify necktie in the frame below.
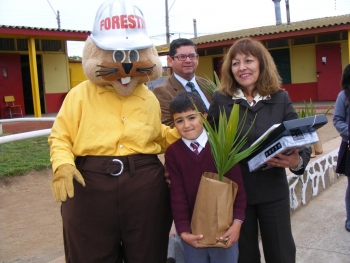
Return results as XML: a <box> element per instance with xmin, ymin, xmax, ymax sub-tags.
<box><xmin>186</xmin><ymin>82</ymin><xmax>200</xmax><ymax>97</ymax></box>
<box><xmin>186</xmin><ymin>81</ymin><xmax>208</xmax><ymax>111</ymax></box>
<box><xmin>190</xmin><ymin>141</ymin><xmax>200</xmax><ymax>155</ymax></box>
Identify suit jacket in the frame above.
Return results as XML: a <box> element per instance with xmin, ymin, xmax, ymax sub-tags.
<box><xmin>153</xmin><ymin>75</ymin><xmax>213</xmax><ymax>127</ymax></box>
<box><xmin>207</xmin><ymin>90</ymin><xmax>311</xmax><ymax>204</ymax></box>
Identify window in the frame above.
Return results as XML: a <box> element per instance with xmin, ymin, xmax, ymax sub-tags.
<box><xmin>41</xmin><ymin>40</ymin><xmax>62</xmax><ymax>51</ymax></box>
<box><xmin>0</xmin><ymin>38</ymin><xmax>15</xmax><ymax>51</ymax></box>
<box><xmin>264</xmin><ymin>39</ymin><xmax>289</xmax><ymax>48</ymax></box>
<box><xmin>206</xmin><ymin>48</ymin><xmax>223</xmax><ymax>56</ymax></box>
<box><xmin>17</xmin><ymin>39</ymin><xmax>28</xmax><ymax>51</ymax></box>
<box><xmin>269</xmin><ymin>48</ymin><xmax>291</xmax><ymax>84</ymax></box>
<box><xmin>293</xmin><ymin>36</ymin><xmax>315</xmax><ymax>45</ymax></box>
<box><xmin>318</xmin><ymin>33</ymin><xmax>340</xmax><ymax>43</ymax></box>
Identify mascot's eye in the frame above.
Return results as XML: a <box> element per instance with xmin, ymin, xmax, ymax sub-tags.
<box><xmin>113</xmin><ymin>50</ymin><xmax>126</xmax><ymax>62</ymax></box>
<box><xmin>128</xmin><ymin>50</ymin><xmax>139</xmax><ymax>62</ymax></box>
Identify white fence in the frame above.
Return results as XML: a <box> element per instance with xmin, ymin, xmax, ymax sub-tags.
<box><xmin>0</xmin><ymin>118</ymin><xmax>55</xmax><ymax>144</ymax></box>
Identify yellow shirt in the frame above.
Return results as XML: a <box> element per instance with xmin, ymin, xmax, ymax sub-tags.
<box><xmin>48</xmin><ymin>80</ymin><xmax>179</xmax><ymax>172</ymax></box>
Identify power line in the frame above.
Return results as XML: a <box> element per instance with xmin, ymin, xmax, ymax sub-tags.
<box><xmin>46</xmin><ymin>0</ymin><xmax>60</xmax><ymax>29</ymax></box>
<box><xmin>46</xmin><ymin>0</ymin><xmax>57</xmax><ymax>16</ymax></box>
<box><xmin>168</xmin><ymin>0</ymin><xmax>178</xmax><ymax>12</ymax></box>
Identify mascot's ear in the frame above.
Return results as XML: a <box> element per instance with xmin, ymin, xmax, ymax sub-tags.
<box><xmin>82</xmin><ymin>37</ymin><xmax>113</xmax><ymax>86</ymax></box>
<box><xmin>136</xmin><ymin>47</ymin><xmax>163</xmax><ymax>84</ymax></box>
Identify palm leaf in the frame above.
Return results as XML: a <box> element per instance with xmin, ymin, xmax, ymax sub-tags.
<box><xmin>296</xmin><ymin>99</ymin><xmax>333</xmax><ymax>118</ymax></box>
<box><xmin>198</xmin><ymin>103</ymin><xmax>264</xmax><ymax>181</ymax></box>
<box><xmin>197</xmin><ymin>71</ymin><xmax>221</xmax><ymax>96</ymax></box>
<box><xmin>323</xmin><ymin>103</ymin><xmax>334</xmax><ymax>114</ymax></box>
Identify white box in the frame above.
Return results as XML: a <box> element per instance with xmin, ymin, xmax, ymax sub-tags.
<box><xmin>247</xmin><ymin>128</ymin><xmax>318</xmax><ymax>172</ymax></box>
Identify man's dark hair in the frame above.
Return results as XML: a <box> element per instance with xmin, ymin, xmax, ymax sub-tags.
<box><xmin>169</xmin><ymin>38</ymin><xmax>197</xmax><ymax>57</ymax></box>
<box><xmin>169</xmin><ymin>92</ymin><xmax>206</xmax><ymax>119</ymax></box>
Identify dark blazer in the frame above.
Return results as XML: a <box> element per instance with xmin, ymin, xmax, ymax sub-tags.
<box><xmin>153</xmin><ymin>75</ymin><xmax>213</xmax><ymax>127</ymax></box>
<box><xmin>207</xmin><ymin>90</ymin><xmax>311</xmax><ymax>204</ymax></box>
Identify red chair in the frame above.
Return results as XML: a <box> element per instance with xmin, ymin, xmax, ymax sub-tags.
<box><xmin>4</xmin><ymin>95</ymin><xmax>23</xmax><ymax>118</ymax></box>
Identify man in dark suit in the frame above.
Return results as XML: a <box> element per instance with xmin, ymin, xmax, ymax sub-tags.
<box><xmin>153</xmin><ymin>38</ymin><xmax>212</xmax><ymax>127</ymax></box>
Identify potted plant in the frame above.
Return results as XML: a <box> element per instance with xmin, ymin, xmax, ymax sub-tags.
<box><xmin>190</xmin><ymin>81</ymin><xmax>264</xmax><ymax>247</ymax></box>
<box><xmin>296</xmin><ymin>99</ymin><xmax>333</xmax><ymax>157</ymax></box>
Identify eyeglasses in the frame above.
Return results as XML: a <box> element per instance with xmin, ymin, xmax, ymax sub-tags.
<box><xmin>171</xmin><ymin>53</ymin><xmax>199</xmax><ymax>61</ymax></box>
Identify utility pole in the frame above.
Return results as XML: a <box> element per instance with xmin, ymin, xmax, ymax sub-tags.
<box><xmin>193</xmin><ymin>19</ymin><xmax>197</xmax><ymax>38</ymax></box>
<box><xmin>165</xmin><ymin>0</ymin><xmax>170</xmax><ymax>44</ymax></box>
<box><xmin>285</xmin><ymin>0</ymin><xmax>290</xmax><ymax>25</ymax></box>
<box><xmin>57</xmin><ymin>10</ymin><xmax>61</xmax><ymax>29</ymax></box>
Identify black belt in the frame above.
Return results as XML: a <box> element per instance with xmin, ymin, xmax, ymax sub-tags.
<box><xmin>75</xmin><ymin>154</ymin><xmax>161</xmax><ymax>177</ymax></box>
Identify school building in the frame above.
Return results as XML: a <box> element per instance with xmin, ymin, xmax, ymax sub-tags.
<box><xmin>157</xmin><ymin>14</ymin><xmax>350</xmax><ymax>102</ymax></box>
<box><xmin>0</xmin><ymin>14</ymin><xmax>349</xmax><ymax>118</ymax></box>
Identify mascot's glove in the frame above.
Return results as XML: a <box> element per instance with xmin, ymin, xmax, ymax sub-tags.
<box><xmin>51</xmin><ymin>164</ymin><xmax>86</xmax><ymax>202</ymax></box>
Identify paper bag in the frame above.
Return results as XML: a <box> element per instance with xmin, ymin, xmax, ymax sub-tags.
<box><xmin>190</xmin><ymin>172</ymin><xmax>238</xmax><ymax>247</ymax></box>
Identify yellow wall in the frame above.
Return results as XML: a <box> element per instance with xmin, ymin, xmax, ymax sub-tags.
<box><xmin>42</xmin><ymin>54</ymin><xmax>70</xmax><ymax>93</ymax></box>
<box><xmin>196</xmin><ymin>56</ymin><xmax>215</xmax><ymax>81</ymax></box>
<box><xmin>341</xmin><ymin>41</ymin><xmax>350</xmax><ymax>70</ymax></box>
<box><xmin>290</xmin><ymin>45</ymin><xmax>317</xmax><ymax>84</ymax></box>
<box><xmin>69</xmin><ymin>61</ymin><xmax>87</xmax><ymax>89</ymax></box>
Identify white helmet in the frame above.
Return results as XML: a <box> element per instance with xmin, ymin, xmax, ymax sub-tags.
<box><xmin>90</xmin><ymin>0</ymin><xmax>154</xmax><ymax>51</ymax></box>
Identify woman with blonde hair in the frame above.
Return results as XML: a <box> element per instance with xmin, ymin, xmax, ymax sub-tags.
<box><xmin>208</xmin><ymin>38</ymin><xmax>311</xmax><ymax>263</ymax></box>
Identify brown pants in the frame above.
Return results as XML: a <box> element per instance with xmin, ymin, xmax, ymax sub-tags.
<box><xmin>61</xmin><ymin>155</ymin><xmax>172</xmax><ymax>263</ymax></box>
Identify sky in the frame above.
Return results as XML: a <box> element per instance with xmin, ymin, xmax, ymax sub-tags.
<box><xmin>0</xmin><ymin>0</ymin><xmax>349</xmax><ymax>58</ymax></box>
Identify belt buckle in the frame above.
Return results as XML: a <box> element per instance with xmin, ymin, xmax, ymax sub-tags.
<box><xmin>110</xmin><ymin>159</ymin><xmax>124</xmax><ymax>176</ymax></box>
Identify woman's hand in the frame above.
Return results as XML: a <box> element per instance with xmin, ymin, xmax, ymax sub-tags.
<box><xmin>220</xmin><ymin>220</ymin><xmax>242</xmax><ymax>248</ymax></box>
<box><xmin>266</xmin><ymin>149</ymin><xmax>300</xmax><ymax>169</ymax></box>
<box><xmin>180</xmin><ymin>232</ymin><xmax>205</xmax><ymax>248</ymax></box>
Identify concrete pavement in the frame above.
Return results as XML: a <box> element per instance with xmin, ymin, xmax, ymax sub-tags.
<box><xmin>39</xmin><ymin>104</ymin><xmax>350</xmax><ymax>262</ymax></box>
<box><xmin>50</xmin><ymin>141</ymin><xmax>350</xmax><ymax>263</ymax></box>
<box><xmin>292</xmin><ymin>174</ymin><xmax>350</xmax><ymax>263</ymax></box>
<box><xmin>50</xmin><ymin>174</ymin><xmax>350</xmax><ymax>263</ymax></box>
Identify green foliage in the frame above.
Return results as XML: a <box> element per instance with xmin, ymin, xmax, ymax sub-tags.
<box><xmin>199</xmin><ymin>104</ymin><xmax>263</xmax><ymax>181</ymax></box>
<box><xmin>297</xmin><ymin>99</ymin><xmax>334</xmax><ymax>118</ymax></box>
<box><xmin>68</xmin><ymin>56</ymin><xmax>82</xmax><ymax>60</ymax></box>
<box><xmin>198</xmin><ymin>71</ymin><xmax>221</xmax><ymax>96</ymax></box>
<box><xmin>0</xmin><ymin>136</ymin><xmax>51</xmax><ymax>178</ymax></box>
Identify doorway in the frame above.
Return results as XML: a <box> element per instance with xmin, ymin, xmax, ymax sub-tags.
<box><xmin>20</xmin><ymin>55</ymin><xmax>45</xmax><ymax>115</ymax></box>
<box><xmin>315</xmin><ymin>43</ymin><xmax>342</xmax><ymax>100</ymax></box>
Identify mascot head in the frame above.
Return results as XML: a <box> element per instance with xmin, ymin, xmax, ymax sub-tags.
<box><xmin>82</xmin><ymin>0</ymin><xmax>162</xmax><ymax>96</ymax></box>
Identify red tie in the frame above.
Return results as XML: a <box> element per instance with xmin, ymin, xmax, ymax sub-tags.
<box><xmin>190</xmin><ymin>142</ymin><xmax>200</xmax><ymax>155</ymax></box>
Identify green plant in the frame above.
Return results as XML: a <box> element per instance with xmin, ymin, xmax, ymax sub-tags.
<box><xmin>297</xmin><ymin>99</ymin><xmax>334</xmax><ymax>118</ymax></box>
<box><xmin>0</xmin><ymin>135</ymin><xmax>51</xmax><ymax>178</ymax></box>
<box><xmin>198</xmin><ymin>104</ymin><xmax>263</xmax><ymax>181</ymax></box>
<box><xmin>197</xmin><ymin>71</ymin><xmax>220</xmax><ymax>95</ymax></box>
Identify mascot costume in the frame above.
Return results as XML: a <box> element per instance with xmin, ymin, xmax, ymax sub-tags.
<box><xmin>48</xmin><ymin>0</ymin><xmax>179</xmax><ymax>262</ymax></box>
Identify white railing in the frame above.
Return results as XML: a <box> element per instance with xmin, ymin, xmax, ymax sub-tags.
<box><xmin>0</xmin><ymin>118</ymin><xmax>55</xmax><ymax>144</ymax></box>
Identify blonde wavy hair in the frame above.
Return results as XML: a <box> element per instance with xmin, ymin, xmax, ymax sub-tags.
<box><xmin>219</xmin><ymin>38</ymin><xmax>282</xmax><ymax>97</ymax></box>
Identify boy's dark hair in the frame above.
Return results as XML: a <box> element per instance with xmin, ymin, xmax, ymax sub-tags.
<box><xmin>169</xmin><ymin>92</ymin><xmax>206</xmax><ymax>119</ymax></box>
<box><xmin>169</xmin><ymin>38</ymin><xmax>198</xmax><ymax>57</ymax></box>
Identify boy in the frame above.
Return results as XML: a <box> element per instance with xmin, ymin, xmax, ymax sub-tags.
<box><xmin>165</xmin><ymin>92</ymin><xmax>246</xmax><ymax>263</ymax></box>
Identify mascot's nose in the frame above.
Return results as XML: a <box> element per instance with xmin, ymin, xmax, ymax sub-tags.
<box><xmin>122</xmin><ymin>63</ymin><xmax>133</xmax><ymax>74</ymax></box>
